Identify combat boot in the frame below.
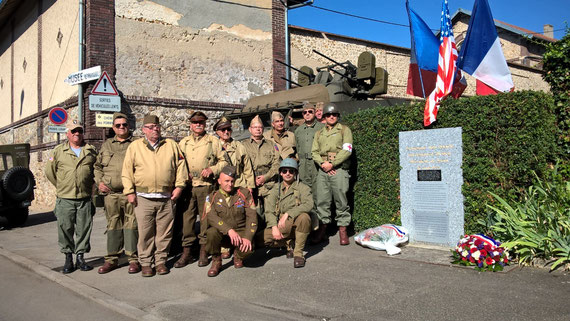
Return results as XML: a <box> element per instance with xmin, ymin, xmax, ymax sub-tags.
<box><xmin>62</xmin><ymin>253</ymin><xmax>75</xmax><ymax>274</ymax></box>
<box><xmin>198</xmin><ymin>244</ymin><xmax>209</xmax><ymax>267</ymax></box>
<box><xmin>207</xmin><ymin>255</ymin><xmax>222</xmax><ymax>277</ymax></box>
<box><xmin>311</xmin><ymin>223</ymin><xmax>327</xmax><ymax>244</ymax></box>
<box><xmin>76</xmin><ymin>253</ymin><xmax>93</xmax><ymax>271</ymax></box>
<box><xmin>174</xmin><ymin>246</ymin><xmax>193</xmax><ymax>268</ymax></box>
<box><xmin>339</xmin><ymin>226</ymin><xmax>350</xmax><ymax>246</ymax></box>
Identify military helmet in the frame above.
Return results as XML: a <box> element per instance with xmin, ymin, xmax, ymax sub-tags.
<box><xmin>279</xmin><ymin>158</ymin><xmax>298</xmax><ymax>171</ymax></box>
<box><xmin>323</xmin><ymin>103</ymin><xmax>340</xmax><ymax>116</ymax></box>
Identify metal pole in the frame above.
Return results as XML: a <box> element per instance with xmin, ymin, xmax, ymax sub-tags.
<box><xmin>78</xmin><ymin>0</ymin><xmax>84</xmax><ymax>124</ymax></box>
<box><xmin>281</xmin><ymin>1</ymin><xmax>313</xmax><ymax>90</ymax></box>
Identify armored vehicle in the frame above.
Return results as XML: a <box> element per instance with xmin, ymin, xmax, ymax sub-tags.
<box><xmin>0</xmin><ymin>143</ymin><xmax>35</xmax><ymax>226</ymax></box>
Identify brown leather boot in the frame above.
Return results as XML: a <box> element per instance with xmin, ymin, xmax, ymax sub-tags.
<box><xmin>198</xmin><ymin>244</ymin><xmax>209</xmax><ymax>267</ymax></box>
<box><xmin>207</xmin><ymin>255</ymin><xmax>222</xmax><ymax>277</ymax></box>
<box><xmin>311</xmin><ymin>223</ymin><xmax>328</xmax><ymax>244</ymax></box>
<box><xmin>97</xmin><ymin>261</ymin><xmax>117</xmax><ymax>274</ymax></box>
<box><xmin>174</xmin><ymin>246</ymin><xmax>193</xmax><ymax>268</ymax></box>
<box><xmin>339</xmin><ymin>226</ymin><xmax>350</xmax><ymax>245</ymax></box>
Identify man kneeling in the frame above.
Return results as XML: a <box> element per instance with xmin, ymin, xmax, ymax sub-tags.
<box><xmin>262</xmin><ymin>158</ymin><xmax>313</xmax><ymax>268</ymax></box>
<box><xmin>204</xmin><ymin>166</ymin><xmax>257</xmax><ymax>277</ymax></box>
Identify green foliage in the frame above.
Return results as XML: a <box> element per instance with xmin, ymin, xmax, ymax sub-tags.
<box><xmin>343</xmin><ymin>91</ymin><xmax>559</xmax><ymax>233</ymax></box>
<box><xmin>542</xmin><ymin>27</ymin><xmax>570</xmax><ymax>154</ymax></box>
<box><xmin>483</xmin><ymin>168</ymin><xmax>570</xmax><ymax>270</ymax></box>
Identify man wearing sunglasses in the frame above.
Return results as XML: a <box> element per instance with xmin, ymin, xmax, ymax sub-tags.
<box><xmin>94</xmin><ymin>113</ymin><xmax>140</xmax><ymax>274</ymax></box>
<box><xmin>311</xmin><ymin>103</ymin><xmax>353</xmax><ymax>246</ymax></box>
<box><xmin>263</xmin><ymin>111</ymin><xmax>297</xmax><ymax>161</ymax></box>
<box><xmin>176</xmin><ymin>111</ymin><xmax>226</xmax><ymax>269</ymax></box>
<box><xmin>260</xmin><ymin>158</ymin><xmax>313</xmax><ymax>268</ymax></box>
<box><xmin>46</xmin><ymin>119</ymin><xmax>98</xmax><ymax>274</ymax></box>
<box><xmin>122</xmin><ymin>114</ymin><xmax>188</xmax><ymax>277</ymax></box>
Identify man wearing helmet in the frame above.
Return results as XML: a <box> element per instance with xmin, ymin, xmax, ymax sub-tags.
<box><xmin>260</xmin><ymin>158</ymin><xmax>313</xmax><ymax>268</ymax></box>
<box><xmin>311</xmin><ymin>103</ymin><xmax>353</xmax><ymax>246</ymax></box>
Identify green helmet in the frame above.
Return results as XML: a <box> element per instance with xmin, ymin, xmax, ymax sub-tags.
<box><xmin>323</xmin><ymin>103</ymin><xmax>340</xmax><ymax>116</ymax></box>
<box><xmin>279</xmin><ymin>158</ymin><xmax>298</xmax><ymax>170</ymax></box>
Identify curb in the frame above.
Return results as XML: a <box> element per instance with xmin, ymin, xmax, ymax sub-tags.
<box><xmin>0</xmin><ymin>246</ymin><xmax>163</xmax><ymax>321</ymax></box>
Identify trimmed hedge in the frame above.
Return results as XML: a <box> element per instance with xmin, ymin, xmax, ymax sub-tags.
<box><xmin>343</xmin><ymin>91</ymin><xmax>559</xmax><ymax>233</ymax></box>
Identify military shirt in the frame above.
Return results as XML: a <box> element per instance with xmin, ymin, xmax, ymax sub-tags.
<box><xmin>294</xmin><ymin>121</ymin><xmax>324</xmax><ymax>184</ymax></box>
<box><xmin>121</xmin><ymin>138</ymin><xmax>188</xmax><ymax>195</ymax></box>
<box><xmin>94</xmin><ymin>135</ymin><xmax>133</xmax><ymax>193</ymax></box>
<box><xmin>311</xmin><ymin>123</ymin><xmax>353</xmax><ymax>169</ymax></box>
<box><xmin>220</xmin><ymin>139</ymin><xmax>255</xmax><ymax>189</ymax></box>
<box><xmin>45</xmin><ymin>142</ymin><xmax>97</xmax><ymax>199</ymax></box>
<box><xmin>242</xmin><ymin>137</ymin><xmax>280</xmax><ymax>197</ymax></box>
<box><xmin>264</xmin><ymin>181</ymin><xmax>314</xmax><ymax>228</ymax></box>
<box><xmin>179</xmin><ymin>134</ymin><xmax>226</xmax><ymax>187</ymax></box>
<box><xmin>263</xmin><ymin>129</ymin><xmax>297</xmax><ymax>161</ymax></box>
<box><xmin>204</xmin><ymin>187</ymin><xmax>257</xmax><ymax>240</ymax></box>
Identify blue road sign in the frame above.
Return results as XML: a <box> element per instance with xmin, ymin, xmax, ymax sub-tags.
<box><xmin>48</xmin><ymin>107</ymin><xmax>68</xmax><ymax>125</ymax></box>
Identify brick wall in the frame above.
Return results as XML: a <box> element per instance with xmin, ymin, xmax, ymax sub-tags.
<box><xmin>272</xmin><ymin>0</ymin><xmax>286</xmax><ymax>92</ymax></box>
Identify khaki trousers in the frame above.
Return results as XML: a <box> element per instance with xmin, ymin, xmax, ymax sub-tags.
<box><xmin>103</xmin><ymin>193</ymin><xmax>138</xmax><ymax>264</ymax></box>
<box><xmin>182</xmin><ymin>185</ymin><xmax>213</xmax><ymax>246</ymax></box>
<box><xmin>205</xmin><ymin>227</ymin><xmax>253</xmax><ymax>260</ymax></box>
<box><xmin>261</xmin><ymin>213</ymin><xmax>311</xmax><ymax>257</ymax></box>
<box><xmin>135</xmin><ymin>196</ymin><xmax>174</xmax><ymax>267</ymax></box>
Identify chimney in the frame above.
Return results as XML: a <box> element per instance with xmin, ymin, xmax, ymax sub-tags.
<box><xmin>543</xmin><ymin>24</ymin><xmax>554</xmax><ymax>38</ymax></box>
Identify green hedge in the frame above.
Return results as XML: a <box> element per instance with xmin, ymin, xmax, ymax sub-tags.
<box><xmin>343</xmin><ymin>91</ymin><xmax>560</xmax><ymax>233</ymax></box>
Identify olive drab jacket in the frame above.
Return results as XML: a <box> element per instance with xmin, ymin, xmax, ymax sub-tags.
<box><xmin>220</xmin><ymin>139</ymin><xmax>255</xmax><ymax>189</ymax></box>
<box><xmin>311</xmin><ymin>123</ymin><xmax>353</xmax><ymax>169</ymax></box>
<box><xmin>45</xmin><ymin>142</ymin><xmax>97</xmax><ymax>199</ymax></box>
<box><xmin>179</xmin><ymin>134</ymin><xmax>226</xmax><ymax>187</ymax></box>
<box><xmin>294</xmin><ymin>121</ymin><xmax>324</xmax><ymax>185</ymax></box>
<box><xmin>94</xmin><ymin>135</ymin><xmax>133</xmax><ymax>193</ymax></box>
<box><xmin>264</xmin><ymin>181</ymin><xmax>313</xmax><ymax>228</ymax></box>
<box><xmin>121</xmin><ymin>138</ymin><xmax>188</xmax><ymax>195</ymax></box>
<box><xmin>242</xmin><ymin>136</ymin><xmax>280</xmax><ymax>197</ymax></box>
<box><xmin>263</xmin><ymin>129</ymin><xmax>297</xmax><ymax>161</ymax></box>
<box><xmin>205</xmin><ymin>187</ymin><xmax>258</xmax><ymax>240</ymax></box>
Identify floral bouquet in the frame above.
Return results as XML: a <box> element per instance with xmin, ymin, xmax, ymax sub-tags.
<box><xmin>451</xmin><ymin>234</ymin><xmax>510</xmax><ymax>272</ymax></box>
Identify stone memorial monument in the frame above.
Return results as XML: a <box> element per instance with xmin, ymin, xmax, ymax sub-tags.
<box><xmin>399</xmin><ymin>127</ymin><xmax>464</xmax><ymax>247</ymax></box>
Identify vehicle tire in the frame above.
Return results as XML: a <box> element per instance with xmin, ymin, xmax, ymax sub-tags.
<box><xmin>6</xmin><ymin>207</ymin><xmax>29</xmax><ymax>227</ymax></box>
<box><xmin>2</xmin><ymin>166</ymin><xmax>35</xmax><ymax>201</ymax></box>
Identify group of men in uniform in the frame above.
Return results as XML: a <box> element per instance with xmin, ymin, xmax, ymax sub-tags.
<box><xmin>45</xmin><ymin>101</ymin><xmax>353</xmax><ymax>278</ymax></box>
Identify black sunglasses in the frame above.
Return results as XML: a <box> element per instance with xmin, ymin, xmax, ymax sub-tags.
<box><xmin>280</xmin><ymin>168</ymin><xmax>296</xmax><ymax>174</ymax></box>
<box><xmin>302</xmin><ymin>110</ymin><xmax>314</xmax><ymax>115</ymax></box>
<box><xmin>71</xmin><ymin>128</ymin><xmax>84</xmax><ymax>134</ymax></box>
<box><xmin>220</xmin><ymin>128</ymin><xmax>232</xmax><ymax>132</ymax></box>
<box><xmin>114</xmin><ymin>123</ymin><xmax>128</xmax><ymax>128</ymax></box>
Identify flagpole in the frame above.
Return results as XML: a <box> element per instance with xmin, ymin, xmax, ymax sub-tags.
<box><xmin>406</xmin><ymin>0</ymin><xmax>427</xmax><ymax>98</ymax></box>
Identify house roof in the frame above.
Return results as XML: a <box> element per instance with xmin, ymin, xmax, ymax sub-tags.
<box><xmin>450</xmin><ymin>8</ymin><xmax>557</xmax><ymax>43</ymax></box>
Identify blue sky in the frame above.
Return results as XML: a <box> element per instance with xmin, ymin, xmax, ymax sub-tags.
<box><xmin>288</xmin><ymin>0</ymin><xmax>569</xmax><ymax>48</ymax></box>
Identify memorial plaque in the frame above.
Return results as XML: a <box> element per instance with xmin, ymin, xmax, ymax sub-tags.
<box><xmin>399</xmin><ymin>127</ymin><xmax>464</xmax><ymax>247</ymax></box>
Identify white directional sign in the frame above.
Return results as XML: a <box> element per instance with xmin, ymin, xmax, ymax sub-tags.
<box><xmin>95</xmin><ymin>113</ymin><xmax>114</xmax><ymax>128</ymax></box>
<box><xmin>64</xmin><ymin>66</ymin><xmax>101</xmax><ymax>85</ymax></box>
<box><xmin>89</xmin><ymin>95</ymin><xmax>121</xmax><ymax>112</ymax></box>
<box><xmin>48</xmin><ymin>125</ymin><xmax>67</xmax><ymax>133</ymax></box>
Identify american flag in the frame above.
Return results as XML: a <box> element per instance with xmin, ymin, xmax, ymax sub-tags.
<box><xmin>424</xmin><ymin>0</ymin><xmax>458</xmax><ymax>126</ymax></box>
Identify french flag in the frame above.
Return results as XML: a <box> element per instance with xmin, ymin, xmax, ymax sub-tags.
<box><xmin>457</xmin><ymin>0</ymin><xmax>514</xmax><ymax>93</ymax></box>
<box><xmin>406</xmin><ymin>0</ymin><xmax>439</xmax><ymax>98</ymax></box>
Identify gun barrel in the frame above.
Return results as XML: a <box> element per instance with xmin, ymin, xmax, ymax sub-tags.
<box><xmin>275</xmin><ymin>59</ymin><xmax>312</xmax><ymax>78</ymax></box>
<box><xmin>313</xmin><ymin>49</ymin><xmax>344</xmax><ymax>68</ymax></box>
<box><xmin>280</xmin><ymin>77</ymin><xmax>301</xmax><ymax>87</ymax></box>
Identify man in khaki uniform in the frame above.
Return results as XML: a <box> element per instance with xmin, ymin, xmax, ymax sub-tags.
<box><xmin>122</xmin><ymin>114</ymin><xmax>188</xmax><ymax>277</ymax></box>
<box><xmin>263</xmin><ymin>111</ymin><xmax>297</xmax><ymax>161</ymax></box>
<box><xmin>214</xmin><ymin>116</ymin><xmax>255</xmax><ymax>259</ymax></box>
<box><xmin>311</xmin><ymin>103</ymin><xmax>353</xmax><ymax>246</ymax></box>
<box><xmin>242</xmin><ymin>115</ymin><xmax>280</xmax><ymax>220</ymax></box>
<box><xmin>94</xmin><ymin>113</ymin><xmax>140</xmax><ymax>274</ymax></box>
<box><xmin>175</xmin><ymin>111</ymin><xmax>226</xmax><ymax>268</ymax></box>
<box><xmin>261</xmin><ymin>158</ymin><xmax>312</xmax><ymax>268</ymax></box>
<box><xmin>204</xmin><ymin>166</ymin><xmax>257</xmax><ymax>277</ymax></box>
<box><xmin>45</xmin><ymin>119</ymin><xmax>97</xmax><ymax>274</ymax></box>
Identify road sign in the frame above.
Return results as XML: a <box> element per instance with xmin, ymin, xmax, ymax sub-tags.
<box><xmin>89</xmin><ymin>95</ymin><xmax>121</xmax><ymax>112</ymax></box>
<box><xmin>91</xmin><ymin>71</ymin><xmax>119</xmax><ymax>96</ymax></box>
<box><xmin>48</xmin><ymin>125</ymin><xmax>67</xmax><ymax>133</ymax></box>
<box><xmin>95</xmin><ymin>113</ymin><xmax>114</xmax><ymax>128</ymax></box>
<box><xmin>64</xmin><ymin>66</ymin><xmax>101</xmax><ymax>86</ymax></box>
<box><xmin>48</xmin><ymin>107</ymin><xmax>68</xmax><ymax>125</ymax></box>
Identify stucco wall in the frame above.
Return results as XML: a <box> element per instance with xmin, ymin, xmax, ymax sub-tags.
<box><xmin>0</xmin><ymin>35</ymin><xmax>11</xmax><ymax>128</ymax></box>
<box><xmin>115</xmin><ymin>0</ymin><xmax>274</xmax><ymax>104</ymax></box>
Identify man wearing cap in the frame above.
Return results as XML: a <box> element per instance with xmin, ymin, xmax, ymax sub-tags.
<box><xmin>175</xmin><ymin>111</ymin><xmax>226</xmax><ymax>268</ymax></box>
<box><xmin>311</xmin><ymin>103</ymin><xmax>353</xmax><ymax>246</ymax></box>
<box><xmin>46</xmin><ymin>119</ymin><xmax>98</xmax><ymax>274</ymax></box>
<box><xmin>204</xmin><ymin>166</ymin><xmax>257</xmax><ymax>277</ymax></box>
<box><xmin>260</xmin><ymin>158</ymin><xmax>312</xmax><ymax>268</ymax></box>
<box><xmin>242</xmin><ymin>115</ymin><xmax>280</xmax><ymax>219</ymax></box>
<box><xmin>263</xmin><ymin>111</ymin><xmax>297</xmax><ymax>161</ymax></box>
<box><xmin>122</xmin><ymin>114</ymin><xmax>188</xmax><ymax>277</ymax></box>
<box><xmin>94</xmin><ymin>113</ymin><xmax>140</xmax><ymax>274</ymax></box>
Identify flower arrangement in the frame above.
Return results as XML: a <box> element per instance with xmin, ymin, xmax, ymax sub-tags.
<box><xmin>451</xmin><ymin>234</ymin><xmax>510</xmax><ymax>272</ymax></box>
